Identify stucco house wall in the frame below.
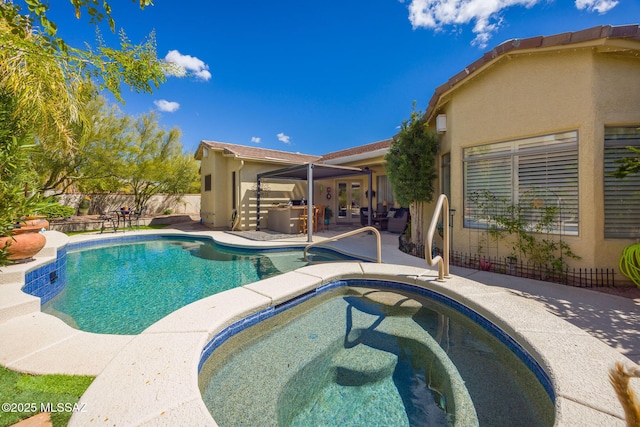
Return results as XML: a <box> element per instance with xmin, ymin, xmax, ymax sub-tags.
<box><xmin>198</xmin><ymin>146</ymin><xmax>225</xmax><ymax>228</ymax></box>
<box><xmin>426</xmin><ymin>26</ymin><xmax>640</xmax><ymax>273</ymax></box>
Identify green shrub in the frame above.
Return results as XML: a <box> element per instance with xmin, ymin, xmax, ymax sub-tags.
<box><xmin>162</xmin><ymin>209</ymin><xmax>172</xmax><ymax>215</ymax></box>
<box><xmin>38</xmin><ymin>203</ymin><xmax>76</xmax><ymax>219</ymax></box>
<box><xmin>468</xmin><ymin>189</ymin><xmax>580</xmax><ymax>276</ymax></box>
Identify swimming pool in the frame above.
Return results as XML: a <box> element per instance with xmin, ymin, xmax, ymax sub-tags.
<box><xmin>41</xmin><ymin>236</ymin><xmax>356</xmax><ymax>334</ymax></box>
<box><xmin>199</xmin><ymin>281</ymin><xmax>555</xmax><ymax>426</ymax></box>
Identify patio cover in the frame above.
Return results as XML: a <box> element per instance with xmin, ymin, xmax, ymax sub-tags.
<box><xmin>256</xmin><ymin>163</ymin><xmax>373</xmax><ymax>242</ymax></box>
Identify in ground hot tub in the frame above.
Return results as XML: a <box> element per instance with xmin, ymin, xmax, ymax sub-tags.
<box><xmin>199</xmin><ymin>281</ymin><xmax>554</xmax><ymax>426</ymax></box>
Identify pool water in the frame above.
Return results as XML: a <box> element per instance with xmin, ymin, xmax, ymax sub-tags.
<box><xmin>42</xmin><ymin>237</ymin><xmax>348</xmax><ymax>335</ymax></box>
<box><xmin>199</xmin><ymin>286</ymin><xmax>554</xmax><ymax>427</ymax></box>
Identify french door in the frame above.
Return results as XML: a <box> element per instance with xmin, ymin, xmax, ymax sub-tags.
<box><xmin>336</xmin><ymin>181</ymin><xmax>362</xmax><ymax>224</ymax></box>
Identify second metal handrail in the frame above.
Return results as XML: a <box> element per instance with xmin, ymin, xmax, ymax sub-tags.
<box><xmin>426</xmin><ymin>194</ymin><xmax>451</xmax><ymax>281</ymax></box>
<box><xmin>303</xmin><ymin>226</ymin><xmax>382</xmax><ymax>263</ymax></box>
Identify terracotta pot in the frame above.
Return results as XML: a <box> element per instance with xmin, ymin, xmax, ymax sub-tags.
<box><xmin>23</xmin><ymin>216</ymin><xmax>49</xmax><ymax>230</ymax></box>
<box><xmin>0</xmin><ymin>226</ymin><xmax>46</xmax><ymax>261</ymax></box>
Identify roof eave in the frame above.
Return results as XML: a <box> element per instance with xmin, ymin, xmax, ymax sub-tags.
<box><xmin>232</xmin><ymin>155</ymin><xmax>311</xmax><ymax>165</ymax></box>
<box><xmin>425</xmin><ymin>24</ymin><xmax>640</xmax><ymax>123</ymax></box>
<box><xmin>322</xmin><ymin>148</ymin><xmax>390</xmax><ymax>165</ymax></box>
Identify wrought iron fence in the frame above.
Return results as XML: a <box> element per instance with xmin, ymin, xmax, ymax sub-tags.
<box><xmin>398</xmin><ymin>235</ymin><xmax>616</xmax><ymax>288</ymax></box>
<box><xmin>398</xmin><ymin>234</ymin><xmax>426</xmax><ymax>259</ymax></box>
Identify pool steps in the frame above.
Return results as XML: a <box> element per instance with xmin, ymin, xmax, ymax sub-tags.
<box><xmin>331</xmin><ymin>344</ymin><xmax>397</xmax><ymax>384</ymax></box>
<box><xmin>0</xmin><ymin>233</ymin><xmax>66</xmax><ymax>321</ymax></box>
<box><xmin>0</xmin><ymin>282</ymin><xmax>40</xmax><ymax>322</ymax></box>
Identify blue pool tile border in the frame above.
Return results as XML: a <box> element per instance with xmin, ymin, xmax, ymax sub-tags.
<box><xmin>198</xmin><ymin>279</ymin><xmax>555</xmax><ymax>404</ymax></box>
<box><xmin>199</xmin><ymin>307</ymin><xmax>276</xmax><ymax>372</ymax></box>
<box><xmin>22</xmin><ymin>247</ymin><xmax>67</xmax><ymax>305</ymax></box>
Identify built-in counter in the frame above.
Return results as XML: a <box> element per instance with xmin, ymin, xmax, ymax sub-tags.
<box><xmin>267</xmin><ymin>206</ymin><xmax>308</xmax><ymax>234</ymax></box>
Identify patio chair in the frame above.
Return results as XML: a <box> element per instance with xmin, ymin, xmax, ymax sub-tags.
<box><xmin>387</xmin><ymin>208</ymin><xmax>409</xmax><ymax>233</ymax></box>
<box><xmin>298</xmin><ymin>207</ymin><xmax>308</xmax><ymax>234</ymax></box>
<box><xmin>132</xmin><ymin>206</ymin><xmax>147</xmax><ymax>230</ymax></box>
<box><xmin>360</xmin><ymin>207</ymin><xmax>371</xmax><ymax>226</ymax></box>
<box><xmin>98</xmin><ymin>209</ymin><xmax>118</xmax><ymax>234</ymax></box>
<box><xmin>313</xmin><ymin>206</ymin><xmax>325</xmax><ymax>232</ymax></box>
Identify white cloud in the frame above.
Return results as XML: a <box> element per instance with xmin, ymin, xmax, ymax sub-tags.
<box><xmin>251</xmin><ymin>136</ymin><xmax>261</xmax><ymax>143</ymax></box>
<box><xmin>164</xmin><ymin>50</ymin><xmax>212</xmax><ymax>81</ymax></box>
<box><xmin>404</xmin><ymin>0</ymin><xmax>617</xmax><ymax>49</ymax></box>
<box><xmin>154</xmin><ymin>99</ymin><xmax>180</xmax><ymax>113</ymax></box>
<box><xmin>575</xmin><ymin>0</ymin><xmax>618</xmax><ymax>13</ymax></box>
<box><xmin>277</xmin><ymin>132</ymin><xmax>291</xmax><ymax>144</ymax></box>
<box><xmin>406</xmin><ymin>0</ymin><xmax>538</xmax><ymax>48</ymax></box>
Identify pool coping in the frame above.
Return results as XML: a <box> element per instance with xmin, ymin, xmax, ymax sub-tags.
<box><xmin>0</xmin><ymin>230</ymin><xmax>637</xmax><ymax>426</ymax></box>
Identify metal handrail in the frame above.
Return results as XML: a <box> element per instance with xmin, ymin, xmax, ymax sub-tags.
<box><xmin>303</xmin><ymin>226</ymin><xmax>382</xmax><ymax>263</ymax></box>
<box><xmin>426</xmin><ymin>194</ymin><xmax>450</xmax><ymax>281</ymax></box>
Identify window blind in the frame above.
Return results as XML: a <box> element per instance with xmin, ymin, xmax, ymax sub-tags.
<box><xmin>604</xmin><ymin>127</ymin><xmax>640</xmax><ymax>238</ymax></box>
<box><xmin>463</xmin><ymin>131</ymin><xmax>578</xmax><ymax>235</ymax></box>
<box><xmin>464</xmin><ymin>156</ymin><xmax>512</xmax><ymax>228</ymax></box>
<box><xmin>518</xmin><ymin>150</ymin><xmax>579</xmax><ymax>233</ymax></box>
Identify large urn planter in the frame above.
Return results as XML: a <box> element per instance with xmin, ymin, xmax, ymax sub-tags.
<box><xmin>23</xmin><ymin>215</ymin><xmax>49</xmax><ymax>230</ymax></box>
<box><xmin>0</xmin><ymin>225</ymin><xmax>47</xmax><ymax>262</ymax></box>
<box><xmin>78</xmin><ymin>196</ymin><xmax>91</xmax><ymax>216</ymax></box>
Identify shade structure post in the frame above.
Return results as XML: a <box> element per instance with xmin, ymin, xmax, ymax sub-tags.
<box><xmin>256</xmin><ymin>178</ymin><xmax>261</xmax><ymax>231</ymax></box>
<box><xmin>307</xmin><ymin>163</ymin><xmax>313</xmax><ymax>242</ymax></box>
<box><xmin>367</xmin><ymin>167</ymin><xmax>372</xmax><ymax>226</ymax></box>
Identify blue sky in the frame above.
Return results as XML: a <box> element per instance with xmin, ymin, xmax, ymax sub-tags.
<box><xmin>46</xmin><ymin>0</ymin><xmax>639</xmax><ymax>155</ymax></box>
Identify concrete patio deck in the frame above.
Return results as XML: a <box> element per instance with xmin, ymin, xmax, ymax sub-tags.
<box><xmin>0</xmin><ymin>220</ymin><xmax>638</xmax><ymax>426</ymax></box>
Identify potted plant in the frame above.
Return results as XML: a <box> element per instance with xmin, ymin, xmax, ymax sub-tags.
<box><xmin>0</xmin><ymin>135</ymin><xmax>50</xmax><ymax>265</ymax></box>
<box><xmin>78</xmin><ymin>196</ymin><xmax>91</xmax><ymax>215</ymax></box>
<box><xmin>324</xmin><ymin>206</ymin><xmax>333</xmax><ymax>226</ymax></box>
<box><xmin>479</xmin><ymin>256</ymin><xmax>493</xmax><ymax>271</ymax></box>
<box><xmin>0</xmin><ymin>221</ymin><xmax>46</xmax><ymax>263</ymax></box>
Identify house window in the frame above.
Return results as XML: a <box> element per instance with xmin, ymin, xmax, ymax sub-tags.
<box><xmin>376</xmin><ymin>175</ymin><xmax>394</xmax><ymax>205</ymax></box>
<box><xmin>204</xmin><ymin>174</ymin><xmax>212</xmax><ymax>192</ymax></box>
<box><xmin>463</xmin><ymin>131</ymin><xmax>579</xmax><ymax>236</ymax></box>
<box><xmin>604</xmin><ymin>127</ymin><xmax>640</xmax><ymax>238</ymax></box>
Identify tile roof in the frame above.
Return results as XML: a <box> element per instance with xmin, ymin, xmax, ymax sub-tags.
<box><xmin>198</xmin><ymin>139</ymin><xmax>394</xmax><ymax>164</ymax></box>
<box><xmin>425</xmin><ymin>24</ymin><xmax>640</xmax><ymax>121</ymax></box>
<box><xmin>319</xmin><ymin>138</ymin><xmax>393</xmax><ymax>161</ymax></box>
<box><xmin>200</xmin><ymin>140</ymin><xmax>321</xmax><ymax>164</ymax></box>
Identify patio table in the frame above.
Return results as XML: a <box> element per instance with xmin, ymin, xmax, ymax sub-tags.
<box><xmin>116</xmin><ymin>209</ymin><xmax>134</xmax><ymax>230</ymax></box>
<box><xmin>372</xmin><ymin>216</ymin><xmax>389</xmax><ymax>231</ymax></box>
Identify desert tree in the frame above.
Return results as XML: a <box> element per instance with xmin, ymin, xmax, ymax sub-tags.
<box><xmin>0</xmin><ymin>0</ymin><xmax>168</xmax><ymax>263</ymax></box>
<box><xmin>120</xmin><ymin>111</ymin><xmax>199</xmax><ymax>211</ymax></box>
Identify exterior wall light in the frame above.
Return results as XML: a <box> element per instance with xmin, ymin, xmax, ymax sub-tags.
<box><xmin>436</xmin><ymin>114</ymin><xmax>447</xmax><ymax>133</ymax></box>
